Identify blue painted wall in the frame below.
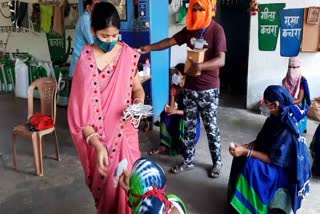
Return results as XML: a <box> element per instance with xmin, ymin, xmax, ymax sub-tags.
<box><xmin>149</xmin><ymin>0</ymin><xmax>169</xmax><ymax>119</ymax></box>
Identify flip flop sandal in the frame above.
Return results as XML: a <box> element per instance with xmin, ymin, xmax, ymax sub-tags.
<box><xmin>170</xmin><ymin>162</ymin><xmax>194</xmax><ymax>174</ymax></box>
<box><xmin>209</xmin><ymin>163</ymin><xmax>223</xmax><ymax>178</ymax></box>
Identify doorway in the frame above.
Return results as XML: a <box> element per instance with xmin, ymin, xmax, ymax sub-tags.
<box><xmin>215</xmin><ymin>0</ymin><xmax>250</xmax><ymax>108</ymax></box>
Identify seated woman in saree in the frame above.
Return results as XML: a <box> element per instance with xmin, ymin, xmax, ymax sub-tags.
<box><xmin>119</xmin><ymin>158</ymin><xmax>187</xmax><ymax>214</ymax></box>
<box><xmin>227</xmin><ymin>85</ymin><xmax>311</xmax><ymax>214</ymax></box>
<box><xmin>68</xmin><ymin>2</ymin><xmax>145</xmax><ymax>213</ymax></box>
<box><xmin>282</xmin><ymin>57</ymin><xmax>311</xmax><ymax>134</ymax></box>
<box><xmin>150</xmin><ymin>63</ymin><xmax>201</xmax><ymax>156</ymax></box>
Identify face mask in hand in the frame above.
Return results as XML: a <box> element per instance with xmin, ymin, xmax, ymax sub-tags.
<box><xmin>259</xmin><ymin>104</ymin><xmax>271</xmax><ymax>117</ymax></box>
<box><xmin>94</xmin><ymin>37</ymin><xmax>117</xmax><ymax>53</ymax></box>
<box><xmin>172</xmin><ymin>73</ymin><xmax>181</xmax><ymax>85</ymax></box>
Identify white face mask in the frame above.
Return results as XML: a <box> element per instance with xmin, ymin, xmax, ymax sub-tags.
<box><xmin>172</xmin><ymin>73</ymin><xmax>181</xmax><ymax>85</ymax></box>
<box><xmin>259</xmin><ymin>104</ymin><xmax>271</xmax><ymax>117</ymax></box>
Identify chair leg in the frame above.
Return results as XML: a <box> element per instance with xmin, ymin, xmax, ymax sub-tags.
<box><xmin>32</xmin><ymin>134</ymin><xmax>42</xmax><ymax>176</ymax></box>
<box><xmin>42</xmin><ymin>137</ymin><xmax>45</xmax><ymax>158</ymax></box>
<box><xmin>53</xmin><ymin>129</ymin><xmax>60</xmax><ymax>161</ymax></box>
<box><xmin>12</xmin><ymin>133</ymin><xmax>17</xmax><ymax>170</ymax></box>
<box><xmin>39</xmin><ymin>136</ymin><xmax>44</xmax><ymax>176</ymax></box>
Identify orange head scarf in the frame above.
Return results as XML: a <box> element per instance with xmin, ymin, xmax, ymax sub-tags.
<box><xmin>186</xmin><ymin>0</ymin><xmax>213</xmax><ymax>31</ymax></box>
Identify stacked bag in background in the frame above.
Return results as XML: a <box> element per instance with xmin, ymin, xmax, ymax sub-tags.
<box><xmin>13</xmin><ymin>55</ymin><xmax>55</xmax><ymax>99</ymax></box>
<box><xmin>0</xmin><ymin>53</ymin><xmax>72</xmax><ymax>107</ymax></box>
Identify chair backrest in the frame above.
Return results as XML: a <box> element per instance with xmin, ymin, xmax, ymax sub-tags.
<box><xmin>27</xmin><ymin>78</ymin><xmax>58</xmax><ymax>123</ymax></box>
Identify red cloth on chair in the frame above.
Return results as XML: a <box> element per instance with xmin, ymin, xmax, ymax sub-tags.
<box><xmin>30</xmin><ymin>113</ymin><xmax>54</xmax><ymax>130</ymax></box>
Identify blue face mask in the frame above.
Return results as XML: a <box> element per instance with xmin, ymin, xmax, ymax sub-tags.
<box><xmin>94</xmin><ymin>37</ymin><xmax>118</xmax><ymax>52</ymax></box>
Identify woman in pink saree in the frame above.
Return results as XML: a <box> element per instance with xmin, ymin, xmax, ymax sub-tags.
<box><xmin>68</xmin><ymin>2</ymin><xmax>145</xmax><ymax>213</ymax></box>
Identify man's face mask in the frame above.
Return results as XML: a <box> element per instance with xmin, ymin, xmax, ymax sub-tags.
<box><xmin>192</xmin><ymin>8</ymin><xmax>206</xmax><ymax>26</ymax></box>
<box><xmin>172</xmin><ymin>73</ymin><xmax>181</xmax><ymax>86</ymax></box>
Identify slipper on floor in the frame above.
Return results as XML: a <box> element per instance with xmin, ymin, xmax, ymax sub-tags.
<box><xmin>170</xmin><ymin>162</ymin><xmax>194</xmax><ymax>174</ymax></box>
<box><xmin>208</xmin><ymin>162</ymin><xmax>222</xmax><ymax>178</ymax></box>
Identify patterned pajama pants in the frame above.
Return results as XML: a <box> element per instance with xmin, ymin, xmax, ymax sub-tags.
<box><xmin>183</xmin><ymin>88</ymin><xmax>221</xmax><ymax>166</ymax></box>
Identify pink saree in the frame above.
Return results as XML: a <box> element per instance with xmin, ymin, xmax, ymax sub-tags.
<box><xmin>68</xmin><ymin>42</ymin><xmax>141</xmax><ymax>213</ymax></box>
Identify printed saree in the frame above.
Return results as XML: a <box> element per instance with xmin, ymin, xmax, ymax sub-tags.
<box><xmin>68</xmin><ymin>43</ymin><xmax>141</xmax><ymax>213</ymax></box>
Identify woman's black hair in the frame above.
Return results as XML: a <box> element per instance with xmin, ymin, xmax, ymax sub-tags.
<box><xmin>84</xmin><ymin>0</ymin><xmax>93</xmax><ymax>11</ymax></box>
<box><xmin>91</xmin><ymin>2</ymin><xmax>121</xmax><ymax>32</ymax></box>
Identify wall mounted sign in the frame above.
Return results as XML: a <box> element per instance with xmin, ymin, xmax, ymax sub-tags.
<box><xmin>138</xmin><ymin>1</ymin><xmax>147</xmax><ymax>20</ymax></box>
<box><xmin>280</xmin><ymin>9</ymin><xmax>304</xmax><ymax>57</ymax></box>
<box><xmin>258</xmin><ymin>3</ymin><xmax>285</xmax><ymax>51</ymax></box>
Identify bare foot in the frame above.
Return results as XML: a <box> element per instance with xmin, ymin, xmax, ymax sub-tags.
<box><xmin>149</xmin><ymin>146</ymin><xmax>167</xmax><ymax>155</ymax></box>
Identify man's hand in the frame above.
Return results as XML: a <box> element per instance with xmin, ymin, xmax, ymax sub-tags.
<box><xmin>137</xmin><ymin>45</ymin><xmax>152</xmax><ymax>54</ymax></box>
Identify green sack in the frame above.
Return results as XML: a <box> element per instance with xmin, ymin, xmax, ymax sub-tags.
<box><xmin>0</xmin><ymin>56</ymin><xmax>15</xmax><ymax>93</ymax></box>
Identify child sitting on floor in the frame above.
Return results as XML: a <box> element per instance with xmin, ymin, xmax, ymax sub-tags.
<box><xmin>150</xmin><ymin>63</ymin><xmax>201</xmax><ymax>155</ymax></box>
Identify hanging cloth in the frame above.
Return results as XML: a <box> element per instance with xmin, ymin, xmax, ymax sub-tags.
<box><xmin>40</xmin><ymin>0</ymin><xmax>63</xmax><ymax>6</ymax></box>
<box><xmin>8</xmin><ymin>0</ymin><xmax>29</xmax><ymax>29</ymax></box>
<box><xmin>52</xmin><ymin>2</ymin><xmax>66</xmax><ymax>35</ymax></box>
<box><xmin>40</xmin><ymin>4</ymin><xmax>53</xmax><ymax>33</ymax></box>
<box><xmin>31</xmin><ymin>3</ymin><xmax>41</xmax><ymax>32</ymax></box>
<box><xmin>177</xmin><ymin>2</ymin><xmax>187</xmax><ymax>23</ymax></box>
<box><xmin>170</xmin><ymin>0</ymin><xmax>181</xmax><ymax>13</ymax></box>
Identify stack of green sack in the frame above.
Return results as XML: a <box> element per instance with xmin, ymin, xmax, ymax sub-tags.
<box><xmin>0</xmin><ymin>56</ymin><xmax>15</xmax><ymax>94</ymax></box>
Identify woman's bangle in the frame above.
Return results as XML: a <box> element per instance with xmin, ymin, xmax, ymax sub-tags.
<box><xmin>86</xmin><ymin>132</ymin><xmax>99</xmax><ymax>144</ymax></box>
<box><xmin>133</xmin><ymin>97</ymin><xmax>144</xmax><ymax>104</ymax></box>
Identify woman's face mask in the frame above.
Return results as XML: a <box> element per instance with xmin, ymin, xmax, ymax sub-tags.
<box><xmin>259</xmin><ymin>102</ymin><xmax>276</xmax><ymax>117</ymax></box>
<box><xmin>172</xmin><ymin>73</ymin><xmax>181</xmax><ymax>85</ymax></box>
<box><xmin>94</xmin><ymin>37</ymin><xmax>118</xmax><ymax>53</ymax></box>
<box><xmin>259</xmin><ymin>104</ymin><xmax>271</xmax><ymax>117</ymax></box>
